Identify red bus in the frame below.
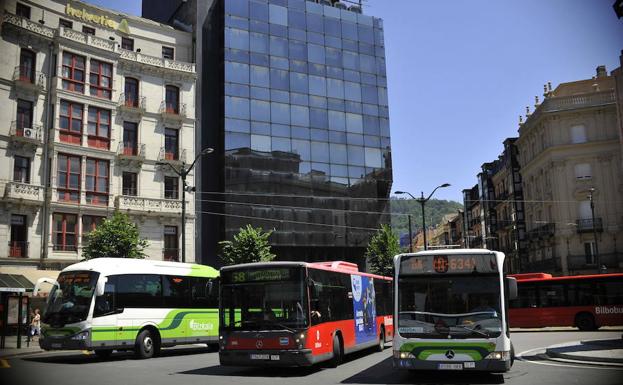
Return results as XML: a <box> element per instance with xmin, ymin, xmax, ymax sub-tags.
<box><xmin>219</xmin><ymin>261</ymin><xmax>393</xmax><ymax>367</ymax></box>
<box><xmin>508</xmin><ymin>272</ymin><xmax>623</xmax><ymax>330</ymax></box>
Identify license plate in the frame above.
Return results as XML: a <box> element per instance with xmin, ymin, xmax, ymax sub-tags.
<box><xmin>51</xmin><ymin>343</ymin><xmax>62</xmax><ymax>349</ymax></box>
<box><xmin>270</xmin><ymin>355</ymin><xmax>280</xmax><ymax>361</ymax></box>
<box><xmin>250</xmin><ymin>354</ymin><xmax>270</xmax><ymax>360</ymax></box>
<box><xmin>438</xmin><ymin>363</ymin><xmax>463</xmax><ymax>370</ymax></box>
<box><xmin>464</xmin><ymin>362</ymin><xmax>475</xmax><ymax>368</ymax></box>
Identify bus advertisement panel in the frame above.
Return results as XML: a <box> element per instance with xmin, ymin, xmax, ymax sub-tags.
<box><xmin>393</xmin><ymin>250</ymin><xmax>516</xmax><ymax>373</ymax></box>
<box><xmin>219</xmin><ymin>261</ymin><xmax>393</xmax><ymax>367</ymax></box>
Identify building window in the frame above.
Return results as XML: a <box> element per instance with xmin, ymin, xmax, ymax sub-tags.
<box><xmin>82</xmin><ymin>25</ymin><xmax>95</xmax><ymax>35</ymax></box>
<box><xmin>122</xmin><ymin>121</ymin><xmax>138</xmax><ymax>155</ymax></box>
<box><xmin>61</xmin><ymin>52</ymin><xmax>85</xmax><ymax>93</ymax></box>
<box><xmin>121</xmin><ymin>37</ymin><xmax>134</xmax><ymax>51</ymax></box>
<box><xmin>59</xmin><ymin>19</ymin><xmax>73</xmax><ymax>29</ymax></box>
<box><xmin>82</xmin><ymin>215</ymin><xmax>104</xmax><ymax>237</ymax></box>
<box><xmin>57</xmin><ymin>154</ymin><xmax>81</xmax><ymax>202</ymax></box>
<box><xmin>570</xmin><ymin>124</ymin><xmax>587</xmax><ymax>144</ymax></box>
<box><xmin>165</xmin><ymin>85</ymin><xmax>179</xmax><ymax>114</ymax></box>
<box><xmin>574</xmin><ymin>163</ymin><xmax>592</xmax><ymax>180</ymax></box>
<box><xmin>164</xmin><ymin>128</ymin><xmax>179</xmax><ymax>160</ymax></box>
<box><xmin>124</xmin><ymin>77</ymin><xmax>139</xmax><ymax>107</ymax></box>
<box><xmin>59</xmin><ymin>100</ymin><xmax>83</xmax><ymax>144</ymax></box>
<box><xmin>18</xmin><ymin>49</ymin><xmax>36</xmax><ymax>83</ymax></box>
<box><xmin>13</xmin><ymin>156</ymin><xmax>30</xmax><ymax>183</ymax></box>
<box><xmin>162</xmin><ymin>46</ymin><xmax>174</xmax><ymax>59</ymax></box>
<box><xmin>53</xmin><ymin>213</ymin><xmax>77</xmax><ymax>252</ymax></box>
<box><xmin>16</xmin><ymin>3</ymin><xmax>31</xmax><ymax>19</ymax></box>
<box><xmin>9</xmin><ymin>214</ymin><xmax>28</xmax><ymax>258</ymax></box>
<box><xmin>584</xmin><ymin>242</ymin><xmax>596</xmax><ymax>265</ymax></box>
<box><xmin>86</xmin><ymin>158</ymin><xmax>109</xmax><ymax>206</ymax></box>
<box><xmin>16</xmin><ymin>99</ymin><xmax>33</xmax><ymax>133</ymax></box>
<box><xmin>122</xmin><ymin>172</ymin><xmax>138</xmax><ymax>196</ymax></box>
<box><xmin>89</xmin><ymin>59</ymin><xmax>112</xmax><ymax>99</ymax></box>
<box><xmin>87</xmin><ymin>107</ymin><xmax>111</xmax><ymax>149</ymax></box>
<box><xmin>163</xmin><ymin>226</ymin><xmax>178</xmax><ymax>261</ymax></box>
<box><xmin>578</xmin><ymin>200</ymin><xmax>592</xmax><ymax>220</ymax></box>
<box><xmin>164</xmin><ymin>176</ymin><xmax>179</xmax><ymax>199</ymax></box>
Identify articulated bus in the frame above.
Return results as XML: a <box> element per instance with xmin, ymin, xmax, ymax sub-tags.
<box><xmin>509</xmin><ymin>272</ymin><xmax>623</xmax><ymax>330</ymax></box>
<box><xmin>34</xmin><ymin>258</ymin><xmax>219</xmax><ymax>358</ymax></box>
<box><xmin>393</xmin><ymin>249</ymin><xmax>517</xmax><ymax>372</ymax></box>
<box><xmin>219</xmin><ymin>261</ymin><xmax>393</xmax><ymax>367</ymax></box>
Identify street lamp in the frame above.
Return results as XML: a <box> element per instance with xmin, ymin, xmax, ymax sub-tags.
<box><xmin>396</xmin><ymin>183</ymin><xmax>450</xmax><ymax>251</ymax></box>
<box><xmin>156</xmin><ymin>147</ymin><xmax>213</xmax><ymax>263</ymax></box>
<box><xmin>587</xmin><ymin>188</ymin><xmax>602</xmax><ymax>273</ymax></box>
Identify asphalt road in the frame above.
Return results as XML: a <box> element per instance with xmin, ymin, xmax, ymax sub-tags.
<box><xmin>3</xmin><ymin>331</ymin><xmax>622</xmax><ymax>385</ymax></box>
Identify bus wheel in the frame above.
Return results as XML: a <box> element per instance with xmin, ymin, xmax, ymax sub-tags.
<box><xmin>135</xmin><ymin>329</ymin><xmax>156</xmax><ymax>359</ymax></box>
<box><xmin>329</xmin><ymin>334</ymin><xmax>342</xmax><ymax>367</ymax></box>
<box><xmin>510</xmin><ymin>343</ymin><xmax>515</xmax><ymax>367</ymax></box>
<box><xmin>94</xmin><ymin>349</ymin><xmax>113</xmax><ymax>359</ymax></box>
<box><xmin>376</xmin><ymin>328</ymin><xmax>385</xmax><ymax>352</ymax></box>
<box><xmin>575</xmin><ymin>313</ymin><xmax>596</xmax><ymax>331</ymax></box>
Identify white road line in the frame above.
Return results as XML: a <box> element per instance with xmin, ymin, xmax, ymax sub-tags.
<box><xmin>516</xmin><ymin>348</ymin><xmax>623</xmax><ymax>371</ymax></box>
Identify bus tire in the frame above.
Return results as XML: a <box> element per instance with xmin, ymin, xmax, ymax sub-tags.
<box><xmin>329</xmin><ymin>334</ymin><xmax>342</xmax><ymax>367</ymax></box>
<box><xmin>510</xmin><ymin>343</ymin><xmax>515</xmax><ymax>367</ymax></box>
<box><xmin>94</xmin><ymin>349</ymin><xmax>113</xmax><ymax>358</ymax></box>
<box><xmin>376</xmin><ymin>327</ymin><xmax>385</xmax><ymax>352</ymax></box>
<box><xmin>135</xmin><ymin>329</ymin><xmax>156</xmax><ymax>359</ymax></box>
<box><xmin>575</xmin><ymin>313</ymin><xmax>596</xmax><ymax>331</ymax></box>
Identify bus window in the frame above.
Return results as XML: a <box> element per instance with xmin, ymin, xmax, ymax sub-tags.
<box><xmin>603</xmin><ymin>280</ymin><xmax>623</xmax><ymax>305</ymax></box>
<box><xmin>116</xmin><ymin>274</ymin><xmax>162</xmax><ymax>308</ymax></box>
<box><xmin>191</xmin><ymin>277</ymin><xmax>218</xmax><ymax>308</ymax></box>
<box><xmin>567</xmin><ymin>281</ymin><xmax>594</xmax><ymax>306</ymax></box>
<box><xmin>538</xmin><ymin>283</ymin><xmax>565</xmax><ymax>307</ymax></box>
<box><xmin>518</xmin><ymin>283</ymin><xmax>537</xmax><ymax>308</ymax></box>
<box><xmin>163</xmin><ymin>276</ymin><xmax>191</xmax><ymax>308</ymax></box>
<box><xmin>94</xmin><ymin>277</ymin><xmax>116</xmax><ymax>317</ymax></box>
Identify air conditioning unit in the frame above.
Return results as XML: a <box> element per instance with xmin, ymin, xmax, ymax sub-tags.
<box><xmin>348</xmin><ymin>5</ymin><xmax>362</xmax><ymax>13</ymax></box>
<box><xmin>24</xmin><ymin>128</ymin><xmax>33</xmax><ymax>138</ymax></box>
<box><xmin>334</xmin><ymin>2</ymin><xmax>347</xmax><ymax>10</ymax></box>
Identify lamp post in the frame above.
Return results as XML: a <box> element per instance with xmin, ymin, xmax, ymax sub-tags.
<box><xmin>396</xmin><ymin>183</ymin><xmax>450</xmax><ymax>251</ymax></box>
<box><xmin>588</xmin><ymin>188</ymin><xmax>602</xmax><ymax>273</ymax></box>
<box><xmin>156</xmin><ymin>147</ymin><xmax>213</xmax><ymax>263</ymax></box>
<box><xmin>407</xmin><ymin>214</ymin><xmax>413</xmax><ymax>252</ymax></box>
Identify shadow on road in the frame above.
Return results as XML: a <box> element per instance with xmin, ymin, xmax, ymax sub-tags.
<box><xmin>341</xmin><ymin>357</ymin><xmax>506</xmax><ymax>385</ymax></box>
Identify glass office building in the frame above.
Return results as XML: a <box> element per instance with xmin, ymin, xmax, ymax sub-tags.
<box><xmin>196</xmin><ymin>0</ymin><xmax>392</xmax><ymax>267</ymax></box>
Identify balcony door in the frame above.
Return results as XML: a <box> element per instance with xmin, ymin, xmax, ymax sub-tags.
<box><xmin>124</xmin><ymin>77</ymin><xmax>139</xmax><ymax>107</ymax></box>
<box><xmin>123</xmin><ymin>121</ymin><xmax>138</xmax><ymax>155</ymax></box>
<box><xmin>10</xmin><ymin>215</ymin><xmax>27</xmax><ymax>258</ymax></box>
<box><xmin>164</xmin><ymin>226</ymin><xmax>178</xmax><ymax>261</ymax></box>
<box><xmin>165</xmin><ymin>85</ymin><xmax>179</xmax><ymax>114</ymax></box>
<box><xmin>16</xmin><ymin>99</ymin><xmax>33</xmax><ymax>134</ymax></box>
<box><xmin>19</xmin><ymin>49</ymin><xmax>35</xmax><ymax>83</ymax></box>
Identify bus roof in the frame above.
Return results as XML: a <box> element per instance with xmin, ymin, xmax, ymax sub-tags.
<box><xmin>509</xmin><ymin>272</ymin><xmax>623</xmax><ymax>282</ymax></box>
<box><xmin>396</xmin><ymin>249</ymin><xmax>498</xmax><ymax>258</ymax></box>
<box><xmin>61</xmin><ymin>258</ymin><xmax>219</xmax><ymax>278</ymax></box>
<box><xmin>220</xmin><ymin>261</ymin><xmax>392</xmax><ymax>281</ymax></box>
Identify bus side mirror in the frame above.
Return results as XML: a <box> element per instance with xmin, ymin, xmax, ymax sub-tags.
<box><xmin>506</xmin><ymin>277</ymin><xmax>518</xmax><ymax>301</ymax></box>
<box><xmin>96</xmin><ymin>277</ymin><xmax>107</xmax><ymax>297</ymax></box>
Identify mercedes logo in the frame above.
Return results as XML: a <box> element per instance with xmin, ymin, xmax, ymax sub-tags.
<box><xmin>256</xmin><ymin>340</ymin><xmax>263</xmax><ymax>349</ymax></box>
<box><xmin>445</xmin><ymin>350</ymin><xmax>455</xmax><ymax>359</ymax></box>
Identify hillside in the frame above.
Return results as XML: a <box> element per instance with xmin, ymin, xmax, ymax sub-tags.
<box><xmin>390</xmin><ymin>197</ymin><xmax>463</xmax><ymax>239</ymax></box>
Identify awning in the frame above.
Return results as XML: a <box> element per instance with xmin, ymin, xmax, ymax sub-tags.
<box><xmin>0</xmin><ymin>274</ymin><xmax>34</xmax><ymax>293</ymax></box>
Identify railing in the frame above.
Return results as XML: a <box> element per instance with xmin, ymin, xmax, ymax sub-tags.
<box><xmin>8</xmin><ymin>241</ymin><xmax>28</xmax><ymax>258</ymax></box>
<box><xmin>163</xmin><ymin>248</ymin><xmax>180</xmax><ymax>262</ymax></box>
<box><xmin>118</xmin><ymin>93</ymin><xmax>146</xmax><ymax>112</ymax></box>
<box><xmin>159</xmin><ymin>101</ymin><xmax>187</xmax><ymax>119</ymax></box>
<box><xmin>527</xmin><ymin>222</ymin><xmax>556</xmax><ymax>240</ymax></box>
<box><xmin>59</xmin><ymin>26</ymin><xmax>116</xmax><ymax>51</ymax></box>
<box><xmin>116</xmin><ymin>142</ymin><xmax>146</xmax><ymax>159</ymax></box>
<box><xmin>568</xmin><ymin>253</ymin><xmax>622</xmax><ymax>270</ymax></box>
<box><xmin>9</xmin><ymin>121</ymin><xmax>43</xmax><ymax>142</ymax></box>
<box><xmin>576</xmin><ymin>218</ymin><xmax>603</xmax><ymax>233</ymax></box>
<box><xmin>524</xmin><ymin>90</ymin><xmax>615</xmax><ymax>127</ymax></box>
<box><xmin>115</xmin><ymin>195</ymin><xmax>183</xmax><ymax>215</ymax></box>
<box><xmin>53</xmin><ymin>244</ymin><xmax>77</xmax><ymax>252</ymax></box>
<box><xmin>3</xmin><ymin>11</ymin><xmax>55</xmax><ymax>38</ymax></box>
<box><xmin>4</xmin><ymin>181</ymin><xmax>44</xmax><ymax>202</ymax></box>
<box><xmin>158</xmin><ymin>147</ymin><xmax>187</xmax><ymax>163</ymax></box>
<box><xmin>12</xmin><ymin>66</ymin><xmax>46</xmax><ymax>90</ymax></box>
<box><xmin>119</xmin><ymin>48</ymin><xmax>195</xmax><ymax>74</ymax></box>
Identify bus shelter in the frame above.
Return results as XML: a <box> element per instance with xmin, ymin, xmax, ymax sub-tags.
<box><xmin>0</xmin><ymin>273</ymin><xmax>33</xmax><ymax>349</ymax></box>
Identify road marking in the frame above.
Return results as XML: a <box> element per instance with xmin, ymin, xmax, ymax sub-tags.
<box><xmin>0</xmin><ymin>359</ymin><xmax>10</xmax><ymax>368</ymax></box>
<box><xmin>516</xmin><ymin>347</ymin><xmax>623</xmax><ymax>371</ymax></box>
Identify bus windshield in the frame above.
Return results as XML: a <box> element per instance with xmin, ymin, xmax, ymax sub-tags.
<box><xmin>221</xmin><ymin>275</ymin><xmax>308</xmax><ymax>330</ymax></box>
<box><xmin>44</xmin><ymin>271</ymin><xmax>99</xmax><ymax>326</ymax></box>
<box><xmin>398</xmin><ymin>275</ymin><xmax>502</xmax><ymax>339</ymax></box>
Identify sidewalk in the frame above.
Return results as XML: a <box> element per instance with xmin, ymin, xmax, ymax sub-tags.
<box><xmin>545</xmin><ymin>337</ymin><xmax>623</xmax><ymax>365</ymax></box>
<box><xmin>0</xmin><ymin>336</ymin><xmax>44</xmax><ymax>358</ymax></box>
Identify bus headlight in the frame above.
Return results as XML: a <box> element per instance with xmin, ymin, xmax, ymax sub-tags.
<box><xmin>295</xmin><ymin>333</ymin><xmax>306</xmax><ymax>349</ymax></box>
<box><xmin>71</xmin><ymin>330</ymin><xmax>90</xmax><ymax>341</ymax></box>
<box><xmin>395</xmin><ymin>351</ymin><xmax>415</xmax><ymax>359</ymax></box>
<box><xmin>485</xmin><ymin>351</ymin><xmax>510</xmax><ymax>360</ymax></box>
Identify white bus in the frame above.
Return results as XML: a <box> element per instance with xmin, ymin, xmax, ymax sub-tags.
<box><xmin>34</xmin><ymin>258</ymin><xmax>219</xmax><ymax>358</ymax></box>
<box><xmin>393</xmin><ymin>249</ymin><xmax>517</xmax><ymax>372</ymax></box>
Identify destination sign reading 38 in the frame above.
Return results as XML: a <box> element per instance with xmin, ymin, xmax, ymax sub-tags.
<box><xmin>400</xmin><ymin>254</ymin><xmax>498</xmax><ymax>275</ymax></box>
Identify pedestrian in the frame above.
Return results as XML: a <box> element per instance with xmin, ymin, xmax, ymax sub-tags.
<box><xmin>31</xmin><ymin>308</ymin><xmax>41</xmax><ymax>338</ymax></box>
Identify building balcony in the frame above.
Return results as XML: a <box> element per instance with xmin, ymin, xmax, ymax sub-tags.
<box><xmin>115</xmin><ymin>195</ymin><xmax>183</xmax><ymax>216</ymax></box>
<box><xmin>2</xmin><ymin>11</ymin><xmax>56</xmax><ymax>39</ymax></box>
<box><xmin>568</xmin><ymin>253</ymin><xmax>622</xmax><ymax>271</ymax></box>
<box><xmin>9</xmin><ymin>121</ymin><xmax>43</xmax><ymax>148</ymax></box>
<box><xmin>4</xmin><ymin>182</ymin><xmax>44</xmax><ymax>204</ymax></box>
<box><xmin>527</xmin><ymin>222</ymin><xmax>555</xmax><ymax>240</ymax></box>
<box><xmin>8</xmin><ymin>241</ymin><xmax>29</xmax><ymax>258</ymax></box>
<box><xmin>524</xmin><ymin>90</ymin><xmax>615</xmax><ymax>128</ymax></box>
<box><xmin>157</xmin><ymin>147</ymin><xmax>186</xmax><ymax>166</ymax></box>
<box><xmin>12</xmin><ymin>66</ymin><xmax>46</xmax><ymax>94</ymax></box>
<box><xmin>116</xmin><ymin>143</ymin><xmax>146</xmax><ymax>166</ymax></box>
<box><xmin>163</xmin><ymin>248</ymin><xmax>179</xmax><ymax>262</ymax></box>
<box><xmin>576</xmin><ymin>218</ymin><xmax>603</xmax><ymax>233</ymax></box>
<box><xmin>119</xmin><ymin>48</ymin><xmax>195</xmax><ymax>75</ymax></box>
<box><xmin>159</xmin><ymin>101</ymin><xmax>187</xmax><ymax>124</ymax></box>
<box><xmin>117</xmin><ymin>93</ymin><xmax>146</xmax><ymax>117</ymax></box>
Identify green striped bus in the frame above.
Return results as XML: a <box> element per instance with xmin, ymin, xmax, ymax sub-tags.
<box><xmin>34</xmin><ymin>258</ymin><xmax>219</xmax><ymax>358</ymax></box>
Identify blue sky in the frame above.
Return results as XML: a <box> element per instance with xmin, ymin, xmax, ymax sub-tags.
<box><xmin>87</xmin><ymin>0</ymin><xmax>623</xmax><ymax>202</ymax></box>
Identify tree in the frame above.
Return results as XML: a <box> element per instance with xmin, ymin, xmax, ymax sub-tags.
<box><xmin>365</xmin><ymin>224</ymin><xmax>400</xmax><ymax>277</ymax></box>
<box><xmin>82</xmin><ymin>211</ymin><xmax>148</xmax><ymax>260</ymax></box>
<box><xmin>218</xmin><ymin>225</ymin><xmax>276</xmax><ymax>266</ymax></box>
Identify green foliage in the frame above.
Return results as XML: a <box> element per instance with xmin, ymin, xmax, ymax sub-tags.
<box><xmin>218</xmin><ymin>225</ymin><xmax>276</xmax><ymax>266</ymax></box>
<box><xmin>365</xmin><ymin>224</ymin><xmax>401</xmax><ymax>277</ymax></box>
<box><xmin>82</xmin><ymin>211</ymin><xmax>148</xmax><ymax>260</ymax></box>
<box><xmin>390</xmin><ymin>197</ymin><xmax>463</xmax><ymax>238</ymax></box>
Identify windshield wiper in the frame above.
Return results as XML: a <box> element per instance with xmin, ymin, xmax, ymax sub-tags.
<box><xmin>452</xmin><ymin>325</ymin><xmax>491</xmax><ymax>338</ymax></box>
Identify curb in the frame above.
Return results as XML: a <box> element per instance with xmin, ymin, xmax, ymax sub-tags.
<box><xmin>0</xmin><ymin>349</ymin><xmax>47</xmax><ymax>359</ymax></box>
<box><xmin>545</xmin><ymin>348</ymin><xmax>623</xmax><ymax>364</ymax></box>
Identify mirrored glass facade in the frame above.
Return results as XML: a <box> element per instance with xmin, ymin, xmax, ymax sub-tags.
<box><xmin>201</xmin><ymin>0</ymin><xmax>392</xmax><ymax>267</ymax></box>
